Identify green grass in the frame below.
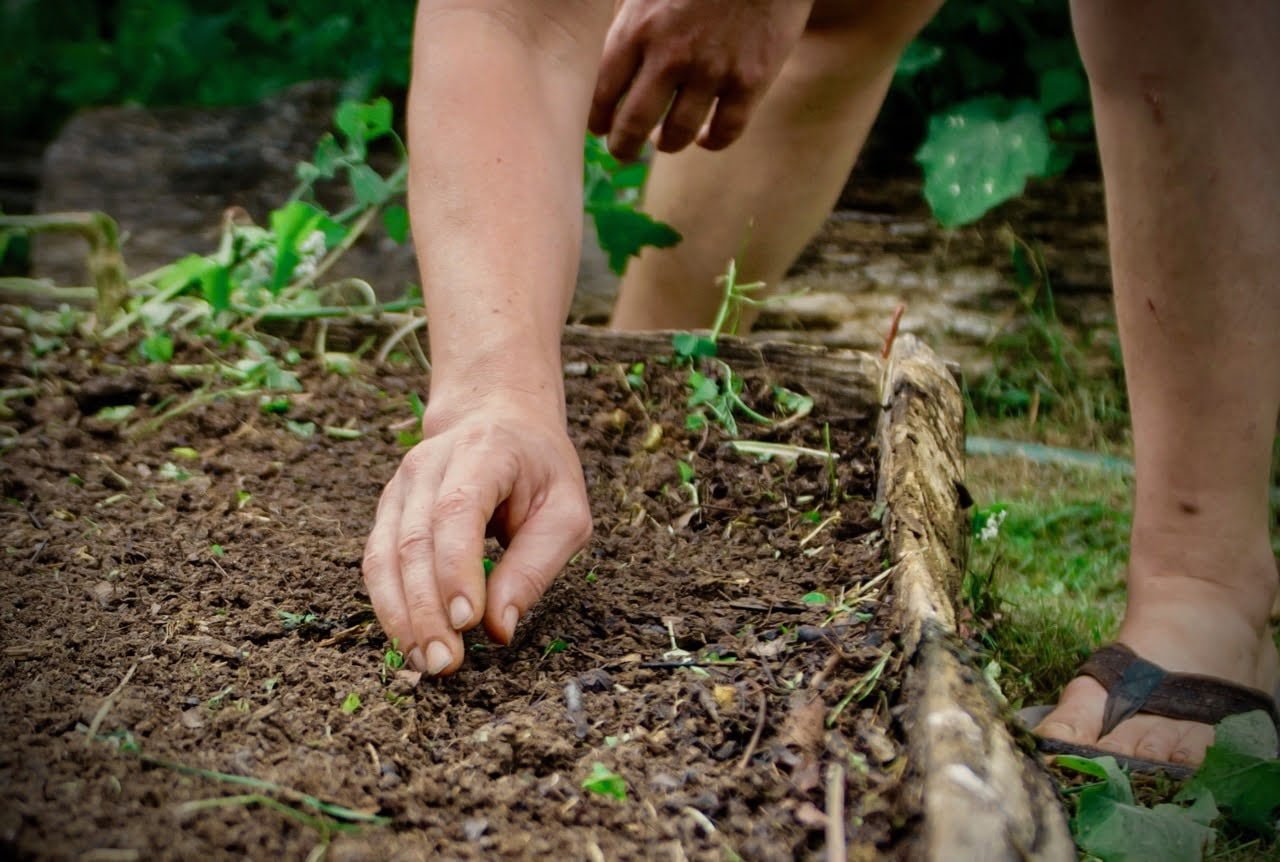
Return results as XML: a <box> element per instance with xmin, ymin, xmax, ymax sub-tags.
<box><xmin>962</xmin><ymin>282</ymin><xmax>1280</xmax><ymax>859</ymax></box>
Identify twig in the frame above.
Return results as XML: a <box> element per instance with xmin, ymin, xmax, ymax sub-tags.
<box><xmin>376</xmin><ymin>314</ymin><xmax>428</xmax><ymax>364</ymax></box>
<box><xmin>86</xmin><ymin>663</ymin><xmax>138</xmax><ymax>743</ymax></box>
<box><xmin>825</xmin><ymin>763</ymin><xmax>846</xmax><ymax>862</ymax></box>
<box><xmin>735</xmin><ymin>685</ymin><xmax>768</xmax><ymax>773</ymax></box>
<box><xmin>880</xmin><ymin>303</ymin><xmax>906</xmax><ymax>359</ymax></box>
<box><xmin>799</xmin><ymin>513</ymin><xmax>841</xmax><ymax>548</ymax></box>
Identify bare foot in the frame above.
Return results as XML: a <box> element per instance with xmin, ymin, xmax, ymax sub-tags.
<box><xmin>1035</xmin><ymin>559</ymin><xmax>1279</xmax><ymax>766</ymax></box>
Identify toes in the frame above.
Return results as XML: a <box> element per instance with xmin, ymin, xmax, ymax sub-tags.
<box><xmin>1131</xmin><ymin>719</ymin><xmax>1183</xmax><ymax>763</ymax></box>
<box><xmin>1035</xmin><ymin>676</ymin><xmax>1107</xmax><ymax>743</ymax></box>
<box><xmin>1169</xmin><ymin>723</ymin><xmax>1214</xmax><ymax>765</ymax></box>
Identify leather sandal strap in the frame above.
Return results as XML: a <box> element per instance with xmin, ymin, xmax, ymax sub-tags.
<box><xmin>1079</xmin><ymin>643</ymin><xmax>1280</xmax><ymax>737</ymax></box>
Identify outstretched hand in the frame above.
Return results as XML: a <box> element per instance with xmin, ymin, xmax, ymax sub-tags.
<box><xmin>363</xmin><ymin>392</ymin><xmax>592</xmax><ymax>676</ymax></box>
<box><xmin>589</xmin><ymin>0</ymin><xmax>815</xmax><ymax>160</ymax></box>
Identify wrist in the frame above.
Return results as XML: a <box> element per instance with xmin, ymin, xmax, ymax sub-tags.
<box><xmin>424</xmin><ymin>339</ymin><xmax>566</xmax><ymax>427</ymax></box>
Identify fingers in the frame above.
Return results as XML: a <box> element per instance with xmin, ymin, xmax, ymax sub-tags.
<box><xmin>363</xmin><ymin>479</ymin><xmax>416</xmax><ymax>656</ymax></box>
<box><xmin>431</xmin><ymin>448</ymin><xmax>519</xmax><ymax>635</ymax></box>
<box><xmin>589</xmin><ymin>26</ymin><xmax>641</xmax><ymax>137</ymax></box>
<box><xmin>484</xmin><ymin>481</ymin><xmax>593</xmax><ymax>644</ymax></box>
<box><xmin>393</xmin><ymin>449</ymin><xmax>463</xmax><ymax>676</ymax></box>
<box><xmin>607</xmin><ymin>60</ymin><xmax>681</xmax><ymax>162</ymax></box>
<box><xmin>698</xmin><ymin>89</ymin><xmax>757</xmax><ymax>152</ymax></box>
<box><xmin>656</xmin><ymin>84</ymin><xmax>717</xmax><ymax>153</ymax></box>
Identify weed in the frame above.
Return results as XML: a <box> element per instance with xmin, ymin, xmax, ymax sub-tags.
<box><xmin>279</xmin><ymin>609</ymin><xmax>318</xmax><ymax>630</ymax></box>
<box><xmin>542</xmin><ymin>638</ymin><xmax>569</xmax><ymax>658</ymax></box>
<box><xmin>582</xmin><ymin>763</ymin><xmax>628</xmax><ymax>801</ymax></box>
<box><xmin>340</xmin><ymin>693</ymin><xmax>361</xmax><ymax>714</ymax></box>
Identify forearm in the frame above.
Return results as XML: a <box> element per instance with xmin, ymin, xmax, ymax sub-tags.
<box><xmin>408</xmin><ymin>2</ymin><xmax>609</xmax><ymax>409</ymax></box>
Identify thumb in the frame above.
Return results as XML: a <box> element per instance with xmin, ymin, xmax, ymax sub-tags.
<box><xmin>483</xmin><ymin>489</ymin><xmax>592</xmax><ymax>644</ymax></box>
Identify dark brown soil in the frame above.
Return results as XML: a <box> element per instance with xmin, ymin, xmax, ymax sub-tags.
<box><xmin>0</xmin><ymin>322</ymin><xmax>906</xmax><ymax>860</ymax></box>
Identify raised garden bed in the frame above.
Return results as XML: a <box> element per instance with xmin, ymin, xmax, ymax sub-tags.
<box><xmin>0</xmin><ymin>320</ymin><xmax>1070</xmax><ymax>860</ymax></box>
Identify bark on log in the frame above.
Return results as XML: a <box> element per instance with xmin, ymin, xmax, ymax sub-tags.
<box><xmin>878</xmin><ymin>334</ymin><xmax>1074</xmax><ymax>862</ymax></box>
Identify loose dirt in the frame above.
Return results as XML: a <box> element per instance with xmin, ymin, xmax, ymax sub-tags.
<box><xmin>1</xmin><ymin>322</ymin><xmax>907</xmax><ymax>860</ymax></box>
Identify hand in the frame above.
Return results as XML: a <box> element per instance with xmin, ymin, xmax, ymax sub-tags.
<box><xmin>589</xmin><ymin>0</ymin><xmax>815</xmax><ymax>160</ymax></box>
<box><xmin>363</xmin><ymin>392</ymin><xmax>592</xmax><ymax>676</ymax></box>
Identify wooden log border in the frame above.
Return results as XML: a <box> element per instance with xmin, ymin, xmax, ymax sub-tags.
<box><xmin>878</xmin><ymin>334</ymin><xmax>1073</xmax><ymax>861</ymax></box>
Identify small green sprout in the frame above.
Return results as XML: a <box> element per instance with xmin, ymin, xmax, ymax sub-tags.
<box><xmin>263</xmin><ymin>677</ymin><xmax>279</xmax><ymax>692</ymax></box>
<box><xmin>235</xmin><ymin>490</ymin><xmax>252</xmax><ymax>509</ymax></box>
<box><xmin>340</xmin><ymin>693</ymin><xmax>362</xmax><ymax>714</ymax></box>
<box><xmin>624</xmin><ymin>362</ymin><xmax>647</xmax><ymax>389</ymax></box>
<box><xmin>408</xmin><ymin>392</ymin><xmax>426</xmax><ymax>420</ymax></box>
<box><xmin>67</xmin><ymin>474</ymin><xmax>84</xmax><ymax>487</ymax></box>
<box><xmin>210</xmin><ymin>544</ymin><xmax>224</xmax><ymax>557</ymax></box>
<box><xmin>278</xmin><ymin>610</ymin><xmax>317</xmax><ymax>630</ymax></box>
<box><xmin>95</xmin><ymin>405</ymin><xmax>135</xmax><ymax>422</ymax></box>
<box><xmin>585</xmin><ymin>569</ymin><xmax>599</xmax><ymax>584</ymax></box>
<box><xmin>772</xmin><ymin>386</ymin><xmax>814</xmax><ymax>418</ymax></box>
<box><xmin>676</xmin><ymin>460</ymin><xmax>696</xmax><ymax>484</ymax></box>
<box><xmin>384</xmin><ymin>640</ymin><xmax>405</xmax><ymax>670</ymax></box>
<box><xmin>801</xmin><ymin>510</ymin><xmax>823</xmax><ymax>524</ymax></box>
<box><xmin>158</xmin><ymin>462</ymin><xmax>192</xmax><ymax>482</ymax></box>
<box><xmin>582</xmin><ymin>763</ymin><xmax>627</xmax><ymax>801</ymax></box>
<box><xmin>259</xmin><ymin>396</ymin><xmax>291</xmax><ymax>415</ymax></box>
<box><xmin>543</xmin><ymin>638</ymin><xmax>569</xmax><ymax>658</ymax></box>
<box><xmin>284</xmin><ymin>419</ymin><xmax>316</xmax><ymax>438</ymax></box>
<box><xmin>482</xmin><ymin>557</ymin><xmax>496</xmax><ymax>577</ymax></box>
<box><xmin>138</xmin><ymin>331</ymin><xmax>174</xmax><ymax>363</ymax></box>
<box><xmin>801</xmin><ymin>591</ymin><xmax>830</xmax><ymax>605</ymax></box>
<box><xmin>323</xmin><ymin>426</ymin><xmax>363</xmax><ymax>440</ymax></box>
<box><xmin>170</xmin><ymin>446</ymin><xmax>200</xmax><ymax>461</ymax></box>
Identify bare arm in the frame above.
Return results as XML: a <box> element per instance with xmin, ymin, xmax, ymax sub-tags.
<box><xmin>364</xmin><ymin>1</ymin><xmax>610</xmax><ymax>676</ymax></box>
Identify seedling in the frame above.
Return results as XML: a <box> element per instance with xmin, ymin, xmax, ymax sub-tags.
<box><xmin>827</xmin><ymin>649</ymin><xmax>892</xmax><ymax>727</ymax></box>
<box><xmin>542</xmin><ymin>638</ymin><xmax>569</xmax><ymax>658</ymax></box>
<box><xmin>340</xmin><ymin>693</ymin><xmax>362</xmax><ymax>714</ymax></box>
<box><xmin>278</xmin><ymin>610</ymin><xmax>317</xmax><ymax>630</ymax></box>
<box><xmin>801</xmin><ymin>591</ymin><xmax>830</xmax><ymax>605</ymax></box>
<box><xmin>384</xmin><ymin>641</ymin><xmax>405</xmax><ymax>671</ymax></box>
<box><xmin>624</xmin><ymin>362</ymin><xmax>646</xmax><ymax>389</ymax></box>
<box><xmin>284</xmin><ymin>419</ymin><xmax>316</xmax><ymax>438</ymax></box>
<box><xmin>582</xmin><ymin>763</ymin><xmax>628</xmax><ymax>801</ymax></box>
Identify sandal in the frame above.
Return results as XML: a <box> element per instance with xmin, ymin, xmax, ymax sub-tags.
<box><xmin>1017</xmin><ymin>643</ymin><xmax>1280</xmax><ymax>776</ymax></box>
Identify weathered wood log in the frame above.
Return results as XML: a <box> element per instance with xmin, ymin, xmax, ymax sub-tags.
<box><xmin>878</xmin><ymin>334</ymin><xmax>1073</xmax><ymax>861</ymax></box>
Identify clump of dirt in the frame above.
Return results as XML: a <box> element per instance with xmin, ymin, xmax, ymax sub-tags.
<box><xmin>0</xmin><ymin>322</ymin><xmax>909</xmax><ymax>860</ymax></box>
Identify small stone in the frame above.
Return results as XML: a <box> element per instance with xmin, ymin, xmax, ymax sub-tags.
<box><xmin>463</xmin><ymin>818</ymin><xmax>488</xmax><ymax>842</ymax></box>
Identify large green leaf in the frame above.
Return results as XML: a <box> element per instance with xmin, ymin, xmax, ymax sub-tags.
<box><xmin>588</xmin><ymin>203</ymin><xmax>681</xmax><ymax>276</ymax></box>
<box><xmin>916</xmin><ymin>97</ymin><xmax>1052</xmax><ymax>227</ymax></box>
<box><xmin>1057</xmin><ymin>755</ymin><xmax>1218</xmax><ymax>861</ymax></box>
<box><xmin>1178</xmin><ymin>711</ymin><xmax>1280</xmax><ymax>835</ymax></box>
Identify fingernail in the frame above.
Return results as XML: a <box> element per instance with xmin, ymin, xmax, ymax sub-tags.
<box><xmin>408</xmin><ymin>646</ymin><xmax>428</xmax><ymax>673</ymax></box>
<box><xmin>425</xmin><ymin>640</ymin><xmax>452</xmax><ymax>676</ymax></box>
<box><xmin>501</xmin><ymin>606</ymin><xmax>519</xmax><ymax>642</ymax></box>
<box><xmin>448</xmin><ymin>596</ymin><xmax>473</xmax><ymax>630</ymax></box>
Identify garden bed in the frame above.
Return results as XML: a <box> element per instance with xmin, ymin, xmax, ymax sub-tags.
<box><xmin>0</xmin><ymin>321</ymin><xmax>1069</xmax><ymax>860</ymax></box>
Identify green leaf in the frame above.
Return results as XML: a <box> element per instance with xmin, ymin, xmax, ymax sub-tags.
<box><xmin>138</xmin><ymin>331</ymin><xmax>174</xmax><ymax>363</ymax></box>
<box><xmin>1214</xmin><ymin>709</ymin><xmax>1279</xmax><ymax>760</ymax></box>
<box><xmin>582</xmin><ymin>763</ymin><xmax>627</xmax><ymax>801</ymax></box>
<box><xmin>896</xmin><ymin>40</ymin><xmax>944</xmax><ymax>78</ymax></box>
<box><xmin>1054</xmin><ymin>754</ymin><xmax>1135</xmax><ymax>805</ymax></box>
<box><xmin>676</xmin><ymin>461</ymin><xmax>695</xmax><ymax>484</ymax></box>
<box><xmin>382</xmin><ymin>204</ymin><xmax>410</xmax><ymax>244</ymax></box>
<box><xmin>170</xmin><ymin>446</ymin><xmax>200</xmax><ymax>461</ymax></box>
<box><xmin>340</xmin><ymin>692</ymin><xmax>362</xmax><ymax>714</ymax></box>
<box><xmin>200</xmin><ymin>264</ymin><xmax>232</xmax><ymax>312</ymax></box>
<box><xmin>312</xmin><ymin>133</ymin><xmax>344</xmax><ymax>179</ymax></box>
<box><xmin>916</xmin><ymin>98</ymin><xmax>1053</xmax><ymax>227</ymax></box>
<box><xmin>158</xmin><ymin>462</ymin><xmax>191</xmax><ymax>482</ymax></box>
<box><xmin>284</xmin><ymin>419</ymin><xmax>316</xmax><ymax>438</ymax></box>
<box><xmin>348</xmin><ymin>164</ymin><xmax>392</xmax><ymax>207</ymax></box>
<box><xmin>1039</xmin><ymin>66</ymin><xmax>1089</xmax><ymax>115</ymax></box>
<box><xmin>588</xmin><ymin>203</ymin><xmax>681</xmax><ymax>275</ymax></box>
<box><xmin>671</xmin><ymin>332</ymin><xmax>717</xmax><ymax>362</ymax></box>
<box><xmin>684</xmin><ymin>412</ymin><xmax>707</xmax><ymax>431</ymax></box>
<box><xmin>772</xmin><ymin>386</ymin><xmax>814</xmax><ymax>418</ymax></box>
<box><xmin>1073</xmin><ymin>795</ymin><xmax>1216</xmax><ymax>862</ymax></box>
<box><xmin>686</xmin><ymin>372</ymin><xmax>720</xmax><ymax>408</ymax></box>
<box><xmin>1177</xmin><ymin>711</ymin><xmax>1280</xmax><ymax>835</ymax></box>
<box><xmin>268</xmin><ymin>201</ymin><xmax>325</xmax><ymax>293</ymax></box>
<box><xmin>335</xmin><ymin>98</ymin><xmax>393</xmax><ymax>154</ymax></box>
<box><xmin>95</xmin><ymin>405</ymin><xmax>135</xmax><ymax>422</ymax></box>
<box><xmin>156</xmin><ymin>254</ymin><xmax>218</xmax><ymax>295</ymax></box>
<box><xmin>542</xmin><ymin>638</ymin><xmax>569</xmax><ymax>657</ymax></box>
<box><xmin>802</xmin><ymin>591</ymin><xmax>830</xmax><ymax>605</ymax></box>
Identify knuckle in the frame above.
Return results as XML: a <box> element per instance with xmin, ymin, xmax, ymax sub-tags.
<box><xmin>362</xmin><ymin>544</ymin><xmax>391</xmax><ymax>581</ymax></box>
<box><xmin>432</xmin><ymin>488</ymin><xmax>476</xmax><ymax>523</ymax></box>
<box><xmin>395</xmin><ymin>529</ymin><xmax>433</xmax><ymax>563</ymax></box>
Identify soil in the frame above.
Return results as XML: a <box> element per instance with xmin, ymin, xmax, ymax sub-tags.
<box><xmin>0</xmin><ymin>321</ymin><xmax>905</xmax><ymax>860</ymax></box>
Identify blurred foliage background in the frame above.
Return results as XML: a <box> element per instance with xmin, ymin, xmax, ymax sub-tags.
<box><xmin>1</xmin><ymin>0</ymin><xmax>1092</xmax><ymax>226</ymax></box>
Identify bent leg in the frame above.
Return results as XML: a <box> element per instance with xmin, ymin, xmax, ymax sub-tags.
<box><xmin>1037</xmin><ymin>0</ymin><xmax>1280</xmax><ymax>764</ymax></box>
<box><xmin>609</xmin><ymin>0</ymin><xmax>942</xmax><ymax>331</ymax></box>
